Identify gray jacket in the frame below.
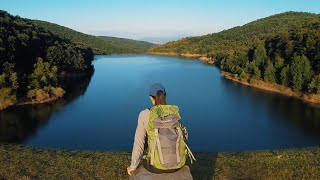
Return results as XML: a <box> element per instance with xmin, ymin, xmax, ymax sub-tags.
<box><xmin>129</xmin><ymin>109</ymin><xmax>150</xmax><ymax>169</ymax></box>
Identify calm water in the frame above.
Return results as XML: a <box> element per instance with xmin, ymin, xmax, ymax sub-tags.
<box><xmin>1</xmin><ymin>55</ymin><xmax>320</xmax><ymax>152</ymax></box>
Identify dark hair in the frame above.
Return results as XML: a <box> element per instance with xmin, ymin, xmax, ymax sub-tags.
<box><xmin>151</xmin><ymin>90</ymin><xmax>166</xmax><ymax>105</ymax></box>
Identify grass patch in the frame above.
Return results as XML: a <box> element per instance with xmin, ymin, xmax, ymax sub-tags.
<box><xmin>0</xmin><ymin>144</ymin><xmax>130</xmax><ymax>180</ymax></box>
<box><xmin>214</xmin><ymin>148</ymin><xmax>320</xmax><ymax>180</ymax></box>
<box><xmin>0</xmin><ymin>144</ymin><xmax>320</xmax><ymax>179</ymax></box>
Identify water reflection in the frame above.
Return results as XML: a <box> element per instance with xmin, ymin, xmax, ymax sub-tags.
<box><xmin>0</xmin><ymin>72</ymin><xmax>94</xmax><ymax>144</ymax></box>
<box><xmin>221</xmin><ymin>77</ymin><xmax>320</xmax><ymax>136</ymax></box>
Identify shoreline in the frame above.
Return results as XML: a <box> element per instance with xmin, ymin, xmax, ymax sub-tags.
<box><xmin>2</xmin><ymin>90</ymin><xmax>64</xmax><ymax>110</ymax></box>
<box><xmin>149</xmin><ymin>52</ymin><xmax>320</xmax><ymax>105</ymax></box>
<box><xmin>59</xmin><ymin>65</ymin><xmax>94</xmax><ymax>78</ymax></box>
<box><xmin>16</xmin><ymin>96</ymin><xmax>62</xmax><ymax>106</ymax></box>
<box><xmin>148</xmin><ymin>52</ymin><xmax>215</xmax><ymax>64</ymax></box>
<box><xmin>15</xmin><ymin>86</ymin><xmax>65</xmax><ymax>106</ymax></box>
<box><xmin>222</xmin><ymin>71</ymin><xmax>320</xmax><ymax>105</ymax></box>
<box><xmin>1</xmin><ymin>68</ymin><xmax>94</xmax><ymax>111</ymax></box>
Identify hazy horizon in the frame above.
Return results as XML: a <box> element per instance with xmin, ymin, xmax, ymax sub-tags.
<box><xmin>1</xmin><ymin>0</ymin><xmax>320</xmax><ymax>43</ymax></box>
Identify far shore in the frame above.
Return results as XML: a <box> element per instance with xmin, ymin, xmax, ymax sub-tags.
<box><xmin>222</xmin><ymin>71</ymin><xmax>320</xmax><ymax>105</ymax></box>
<box><xmin>148</xmin><ymin>52</ymin><xmax>215</xmax><ymax>64</ymax></box>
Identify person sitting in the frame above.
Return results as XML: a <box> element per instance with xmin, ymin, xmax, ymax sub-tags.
<box><xmin>127</xmin><ymin>83</ymin><xmax>195</xmax><ymax>179</ymax></box>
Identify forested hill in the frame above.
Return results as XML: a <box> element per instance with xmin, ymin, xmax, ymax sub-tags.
<box><xmin>150</xmin><ymin>12</ymin><xmax>320</xmax><ymax>95</ymax></box>
<box><xmin>150</xmin><ymin>12</ymin><xmax>320</xmax><ymax>55</ymax></box>
<box><xmin>0</xmin><ymin>10</ymin><xmax>94</xmax><ymax>110</ymax></box>
<box><xmin>32</xmin><ymin>20</ymin><xmax>156</xmax><ymax>54</ymax></box>
<box><xmin>99</xmin><ymin>36</ymin><xmax>156</xmax><ymax>53</ymax></box>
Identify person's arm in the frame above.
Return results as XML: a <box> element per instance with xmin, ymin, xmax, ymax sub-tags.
<box><xmin>128</xmin><ymin>110</ymin><xmax>147</xmax><ymax>173</ymax></box>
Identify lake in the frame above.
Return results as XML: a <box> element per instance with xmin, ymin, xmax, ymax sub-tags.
<box><xmin>1</xmin><ymin>55</ymin><xmax>320</xmax><ymax>152</ymax></box>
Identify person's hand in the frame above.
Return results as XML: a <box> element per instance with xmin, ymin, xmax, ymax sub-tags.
<box><xmin>127</xmin><ymin>166</ymin><xmax>135</xmax><ymax>176</ymax></box>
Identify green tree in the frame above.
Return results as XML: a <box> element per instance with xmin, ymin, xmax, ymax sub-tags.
<box><xmin>27</xmin><ymin>57</ymin><xmax>63</xmax><ymax>102</ymax></box>
<box><xmin>28</xmin><ymin>57</ymin><xmax>58</xmax><ymax>90</ymax></box>
<box><xmin>290</xmin><ymin>55</ymin><xmax>313</xmax><ymax>91</ymax></box>
<box><xmin>247</xmin><ymin>62</ymin><xmax>261</xmax><ymax>79</ymax></box>
<box><xmin>17</xmin><ymin>33</ymin><xmax>29</xmax><ymax>47</ymax></box>
<box><xmin>0</xmin><ymin>38</ymin><xmax>4</xmax><ymax>56</ymax></box>
<box><xmin>46</xmin><ymin>43</ymin><xmax>64</xmax><ymax>66</ymax></box>
<box><xmin>0</xmin><ymin>62</ymin><xmax>18</xmax><ymax>110</ymax></box>
<box><xmin>315</xmin><ymin>50</ymin><xmax>320</xmax><ymax>72</ymax></box>
<box><xmin>251</xmin><ymin>44</ymin><xmax>268</xmax><ymax>69</ymax></box>
<box><xmin>74</xmin><ymin>51</ymin><xmax>86</xmax><ymax>71</ymax></box>
<box><xmin>280</xmin><ymin>65</ymin><xmax>290</xmax><ymax>86</ymax></box>
<box><xmin>308</xmin><ymin>75</ymin><xmax>320</xmax><ymax>94</ymax></box>
<box><xmin>64</xmin><ymin>46</ymin><xmax>88</xmax><ymax>71</ymax></box>
<box><xmin>274</xmin><ymin>55</ymin><xmax>285</xmax><ymax>69</ymax></box>
<box><xmin>263</xmin><ymin>59</ymin><xmax>276</xmax><ymax>83</ymax></box>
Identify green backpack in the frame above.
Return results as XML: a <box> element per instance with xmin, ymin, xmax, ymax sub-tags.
<box><xmin>146</xmin><ymin>105</ymin><xmax>195</xmax><ymax>170</ymax></box>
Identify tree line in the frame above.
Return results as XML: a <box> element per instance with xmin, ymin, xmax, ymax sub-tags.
<box><xmin>219</xmin><ymin>26</ymin><xmax>320</xmax><ymax>93</ymax></box>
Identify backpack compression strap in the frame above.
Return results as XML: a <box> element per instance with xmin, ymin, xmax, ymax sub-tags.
<box><xmin>150</xmin><ymin>128</ymin><xmax>166</xmax><ymax>166</ymax></box>
<box><xmin>155</xmin><ymin>129</ymin><xmax>165</xmax><ymax>165</ymax></box>
<box><xmin>184</xmin><ymin>141</ymin><xmax>196</xmax><ymax>164</ymax></box>
<box><xmin>150</xmin><ymin>129</ymin><xmax>156</xmax><ymax>166</ymax></box>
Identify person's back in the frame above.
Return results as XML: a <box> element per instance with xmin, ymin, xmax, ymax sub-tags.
<box><xmin>127</xmin><ymin>83</ymin><xmax>195</xmax><ymax>179</ymax></box>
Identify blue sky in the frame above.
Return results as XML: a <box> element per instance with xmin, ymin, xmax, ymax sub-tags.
<box><xmin>1</xmin><ymin>0</ymin><xmax>319</xmax><ymax>42</ymax></box>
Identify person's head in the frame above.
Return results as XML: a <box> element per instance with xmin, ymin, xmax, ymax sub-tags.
<box><xmin>149</xmin><ymin>83</ymin><xmax>166</xmax><ymax>106</ymax></box>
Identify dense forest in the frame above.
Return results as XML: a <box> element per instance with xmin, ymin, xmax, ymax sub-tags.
<box><xmin>99</xmin><ymin>36</ymin><xmax>157</xmax><ymax>53</ymax></box>
<box><xmin>0</xmin><ymin>10</ymin><xmax>94</xmax><ymax>110</ymax></box>
<box><xmin>150</xmin><ymin>12</ymin><xmax>320</xmax><ymax>94</ymax></box>
<box><xmin>32</xmin><ymin>20</ymin><xmax>156</xmax><ymax>54</ymax></box>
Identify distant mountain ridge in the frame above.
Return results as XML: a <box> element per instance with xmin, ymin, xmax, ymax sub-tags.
<box><xmin>139</xmin><ymin>35</ymin><xmax>191</xmax><ymax>44</ymax></box>
<box><xmin>32</xmin><ymin>20</ymin><xmax>156</xmax><ymax>54</ymax></box>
